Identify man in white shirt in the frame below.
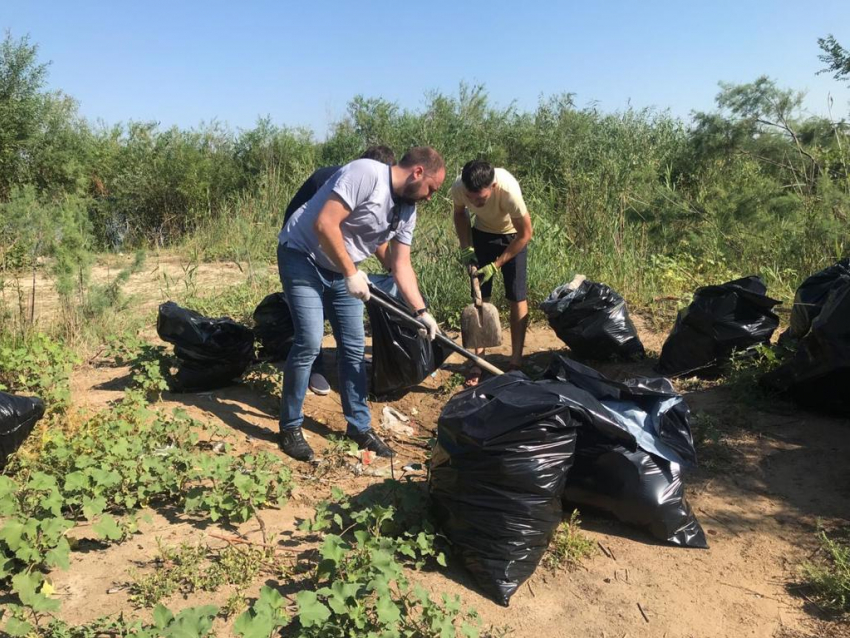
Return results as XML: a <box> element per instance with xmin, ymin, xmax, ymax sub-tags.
<box><xmin>277</xmin><ymin>147</ymin><xmax>445</xmax><ymax>461</ymax></box>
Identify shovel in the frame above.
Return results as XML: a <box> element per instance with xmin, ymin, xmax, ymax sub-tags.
<box><xmin>461</xmin><ymin>265</ymin><xmax>502</xmax><ymax>349</ymax></box>
<box><xmin>367</xmin><ymin>286</ymin><xmax>504</xmax><ymax>377</ymax></box>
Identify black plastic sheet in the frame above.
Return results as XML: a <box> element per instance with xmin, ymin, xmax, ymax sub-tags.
<box><xmin>366</xmin><ymin>280</ymin><xmax>448</xmax><ymax>397</ymax></box>
<box><xmin>762</xmin><ymin>276</ymin><xmax>850</xmax><ymax>415</ymax></box>
<box><xmin>157</xmin><ymin>302</ymin><xmax>255</xmax><ymax>392</ymax></box>
<box><xmin>564</xmin><ymin>428</ymin><xmax>708</xmax><ymax>548</ymax></box>
<box><xmin>778</xmin><ymin>258</ymin><xmax>850</xmax><ymax>347</ymax></box>
<box><xmin>545</xmin><ymin>355</ymin><xmax>696</xmax><ymax>468</ymax></box>
<box><xmin>657</xmin><ymin>276</ymin><xmax>780</xmax><ymax>377</ymax></box>
<box><xmin>540</xmin><ymin>280</ymin><xmax>645</xmax><ymax>361</ymax></box>
<box><xmin>253</xmin><ymin>293</ymin><xmax>294</xmax><ymax>362</ymax></box>
<box><xmin>430</xmin><ymin>373</ymin><xmax>578</xmax><ymax>606</ymax></box>
<box><xmin>0</xmin><ymin>392</ymin><xmax>45</xmax><ymax>469</ymax></box>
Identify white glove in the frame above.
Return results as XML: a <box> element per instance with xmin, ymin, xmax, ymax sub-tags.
<box><xmin>417</xmin><ymin>311</ymin><xmax>439</xmax><ymax>341</ymax></box>
<box><xmin>345</xmin><ymin>270</ymin><xmax>371</xmax><ymax>301</ymax></box>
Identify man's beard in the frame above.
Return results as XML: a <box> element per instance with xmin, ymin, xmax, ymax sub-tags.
<box><xmin>396</xmin><ymin>181</ymin><xmax>420</xmax><ymax>206</ymax></box>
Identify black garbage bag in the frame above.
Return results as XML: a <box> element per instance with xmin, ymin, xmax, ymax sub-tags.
<box><xmin>762</xmin><ymin>277</ymin><xmax>850</xmax><ymax>415</ymax></box>
<box><xmin>168</xmin><ymin>357</ymin><xmax>253</xmax><ymax>394</ymax></box>
<box><xmin>657</xmin><ymin>276</ymin><xmax>780</xmax><ymax>377</ymax></box>
<box><xmin>778</xmin><ymin>258</ymin><xmax>850</xmax><ymax>347</ymax></box>
<box><xmin>366</xmin><ymin>279</ymin><xmax>448</xmax><ymax>397</ymax></box>
<box><xmin>539</xmin><ymin>279</ymin><xmax>645</xmax><ymax>360</ymax></box>
<box><xmin>430</xmin><ymin>373</ymin><xmax>579</xmax><ymax>606</ymax></box>
<box><xmin>563</xmin><ymin>428</ymin><xmax>708</xmax><ymax>548</ymax></box>
<box><xmin>157</xmin><ymin>302</ymin><xmax>255</xmax><ymax>392</ymax></box>
<box><xmin>0</xmin><ymin>392</ymin><xmax>45</xmax><ymax>469</ymax></box>
<box><xmin>253</xmin><ymin>293</ymin><xmax>294</xmax><ymax>362</ymax></box>
<box><xmin>545</xmin><ymin>355</ymin><xmax>696</xmax><ymax>468</ymax></box>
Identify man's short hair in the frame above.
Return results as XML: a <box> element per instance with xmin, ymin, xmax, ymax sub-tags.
<box><xmin>461</xmin><ymin>160</ymin><xmax>495</xmax><ymax>192</ymax></box>
<box><xmin>398</xmin><ymin>146</ymin><xmax>445</xmax><ymax>175</ymax></box>
<box><xmin>361</xmin><ymin>145</ymin><xmax>396</xmax><ymax>165</ymax></box>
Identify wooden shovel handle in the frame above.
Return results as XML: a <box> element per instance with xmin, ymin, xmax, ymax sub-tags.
<box><xmin>468</xmin><ymin>265</ymin><xmax>483</xmax><ymax>307</ymax></box>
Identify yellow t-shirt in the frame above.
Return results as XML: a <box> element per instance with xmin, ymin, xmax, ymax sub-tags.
<box><xmin>451</xmin><ymin>168</ymin><xmax>528</xmax><ymax>235</ymax></box>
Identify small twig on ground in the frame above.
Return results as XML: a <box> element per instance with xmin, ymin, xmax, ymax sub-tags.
<box><xmin>597</xmin><ymin>541</ymin><xmax>613</xmax><ymax>560</ymax></box>
<box><xmin>718</xmin><ymin>581</ymin><xmax>785</xmax><ymax>603</ymax></box>
<box><xmin>207</xmin><ymin>532</ymin><xmax>300</xmax><ymax>554</ymax></box>
<box><xmin>637</xmin><ymin>602</ymin><xmax>650</xmax><ymax>623</ymax></box>
<box><xmin>527</xmin><ymin>580</ymin><xmax>536</xmax><ymax>597</ymax></box>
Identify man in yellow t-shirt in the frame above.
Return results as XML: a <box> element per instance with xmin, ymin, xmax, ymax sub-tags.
<box><xmin>452</xmin><ymin>160</ymin><xmax>533</xmax><ymax>385</ymax></box>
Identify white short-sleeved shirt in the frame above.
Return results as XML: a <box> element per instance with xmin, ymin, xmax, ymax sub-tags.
<box><xmin>278</xmin><ymin>159</ymin><xmax>416</xmax><ymax>272</ymax></box>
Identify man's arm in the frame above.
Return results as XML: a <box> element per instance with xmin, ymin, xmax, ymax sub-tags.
<box><xmin>453</xmin><ymin>202</ymin><xmax>472</xmax><ymax>248</ymax></box>
<box><xmin>495</xmin><ymin>214</ymin><xmax>533</xmax><ymax>268</ymax></box>
<box><xmin>314</xmin><ymin>193</ymin><xmax>357</xmax><ymax>276</ymax></box>
<box><xmin>374</xmin><ymin>242</ymin><xmax>392</xmax><ymax>272</ymax></box>
<box><xmin>388</xmin><ymin>240</ymin><xmax>427</xmax><ymax>311</ymax></box>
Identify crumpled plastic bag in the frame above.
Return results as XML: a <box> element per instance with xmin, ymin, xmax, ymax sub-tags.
<box><xmin>253</xmin><ymin>293</ymin><xmax>294</xmax><ymax>362</ymax></box>
<box><xmin>762</xmin><ymin>275</ymin><xmax>850</xmax><ymax>415</ymax></box>
<box><xmin>157</xmin><ymin>301</ymin><xmax>255</xmax><ymax>392</ymax></box>
<box><xmin>430</xmin><ymin>373</ymin><xmax>578</xmax><ymax>606</ymax></box>
<box><xmin>657</xmin><ymin>276</ymin><xmax>780</xmax><ymax>377</ymax></box>
<box><xmin>778</xmin><ymin>258</ymin><xmax>850</xmax><ymax>347</ymax></box>
<box><xmin>540</xmin><ymin>278</ymin><xmax>645</xmax><ymax>361</ymax></box>
<box><xmin>0</xmin><ymin>392</ymin><xmax>45</xmax><ymax>469</ymax></box>
<box><xmin>563</xmin><ymin>428</ymin><xmax>707</xmax><ymax>548</ymax></box>
<box><xmin>545</xmin><ymin>355</ymin><xmax>696</xmax><ymax>468</ymax></box>
<box><xmin>366</xmin><ymin>277</ymin><xmax>448</xmax><ymax>397</ymax></box>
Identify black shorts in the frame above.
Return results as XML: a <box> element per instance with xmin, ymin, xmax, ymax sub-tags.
<box><xmin>471</xmin><ymin>227</ymin><xmax>528</xmax><ymax>302</ymax></box>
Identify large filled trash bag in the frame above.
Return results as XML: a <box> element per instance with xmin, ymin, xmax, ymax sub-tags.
<box><xmin>564</xmin><ymin>428</ymin><xmax>707</xmax><ymax>548</ymax></box>
<box><xmin>253</xmin><ymin>293</ymin><xmax>294</xmax><ymax>362</ymax></box>
<box><xmin>430</xmin><ymin>373</ymin><xmax>579</xmax><ymax>605</ymax></box>
<box><xmin>366</xmin><ymin>277</ymin><xmax>448</xmax><ymax>397</ymax></box>
<box><xmin>778</xmin><ymin>258</ymin><xmax>850</xmax><ymax>347</ymax></box>
<box><xmin>545</xmin><ymin>356</ymin><xmax>706</xmax><ymax>548</ymax></box>
<box><xmin>545</xmin><ymin>355</ymin><xmax>696</xmax><ymax>468</ymax></box>
<box><xmin>762</xmin><ymin>276</ymin><xmax>850</xmax><ymax>415</ymax></box>
<box><xmin>0</xmin><ymin>392</ymin><xmax>45</xmax><ymax>469</ymax></box>
<box><xmin>539</xmin><ymin>279</ymin><xmax>645</xmax><ymax>361</ymax></box>
<box><xmin>657</xmin><ymin>276</ymin><xmax>780</xmax><ymax>377</ymax></box>
<box><xmin>157</xmin><ymin>302</ymin><xmax>255</xmax><ymax>392</ymax></box>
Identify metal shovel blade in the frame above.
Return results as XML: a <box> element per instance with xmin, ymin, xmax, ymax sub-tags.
<box><xmin>461</xmin><ymin>266</ymin><xmax>502</xmax><ymax>349</ymax></box>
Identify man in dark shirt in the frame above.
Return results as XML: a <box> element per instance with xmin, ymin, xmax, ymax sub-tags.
<box><xmin>281</xmin><ymin>145</ymin><xmax>395</xmax><ymax>396</ymax></box>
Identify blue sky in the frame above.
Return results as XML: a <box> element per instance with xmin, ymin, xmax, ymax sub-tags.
<box><xmin>5</xmin><ymin>1</ymin><xmax>850</xmax><ymax>136</ymax></box>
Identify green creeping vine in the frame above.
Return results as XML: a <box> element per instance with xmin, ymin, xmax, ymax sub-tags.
<box><xmin>1</xmin><ymin>390</ymin><xmax>293</xmax><ymax>629</ymax></box>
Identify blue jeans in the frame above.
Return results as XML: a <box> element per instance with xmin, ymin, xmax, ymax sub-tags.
<box><xmin>277</xmin><ymin>245</ymin><xmax>370</xmax><ymax>434</ymax></box>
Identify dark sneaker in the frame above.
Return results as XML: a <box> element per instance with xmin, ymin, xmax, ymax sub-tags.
<box><xmin>346</xmin><ymin>429</ymin><xmax>394</xmax><ymax>458</ymax></box>
<box><xmin>278</xmin><ymin>428</ymin><xmax>315</xmax><ymax>462</ymax></box>
<box><xmin>308</xmin><ymin>372</ymin><xmax>331</xmax><ymax>396</ymax></box>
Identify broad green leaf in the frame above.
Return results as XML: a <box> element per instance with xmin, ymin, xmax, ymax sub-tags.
<box><xmin>93</xmin><ymin>514</ymin><xmax>124</xmax><ymax>541</ymax></box>
<box><xmin>233</xmin><ymin>609</ymin><xmax>274</xmax><ymax>638</ymax></box>
<box><xmin>319</xmin><ymin>534</ymin><xmax>347</xmax><ymax>563</ymax></box>
<box><xmin>257</xmin><ymin>584</ymin><xmax>285</xmax><ymax>610</ymax></box>
<box><xmin>296</xmin><ymin>590</ymin><xmax>331</xmax><ymax>628</ymax></box>
<box><xmin>82</xmin><ymin>495</ymin><xmax>107</xmax><ymax>520</ymax></box>
<box><xmin>375</xmin><ymin>595</ymin><xmax>401</xmax><ymax>625</ymax></box>
<box><xmin>3</xmin><ymin>616</ymin><xmax>33</xmax><ymax>637</ymax></box>
<box><xmin>0</xmin><ymin>519</ymin><xmax>25</xmax><ymax>550</ymax></box>
<box><xmin>12</xmin><ymin>571</ymin><xmax>60</xmax><ymax>613</ymax></box>
<box><xmin>45</xmin><ymin>538</ymin><xmax>71</xmax><ymax>570</ymax></box>
<box><xmin>166</xmin><ymin>605</ymin><xmax>218</xmax><ymax>638</ymax></box>
<box><xmin>153</xmin><ymin>603</ymin><xmax>174</xmax><ymax>629</ymax></box>
<box><xmin>64</xmin><ymin>471</ymin><xmax>88</xmax><ymax>492</ymax></box>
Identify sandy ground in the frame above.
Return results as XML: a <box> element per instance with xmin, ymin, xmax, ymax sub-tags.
<box><xmin>46</xmin><ymin>309</ymin><xmax>850</xmax><ymax>638</ymax></box>
<box><xmin>6</xmin><ymin>255</ymin><xmax>848</xmax><ymax>636</ymax></box>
